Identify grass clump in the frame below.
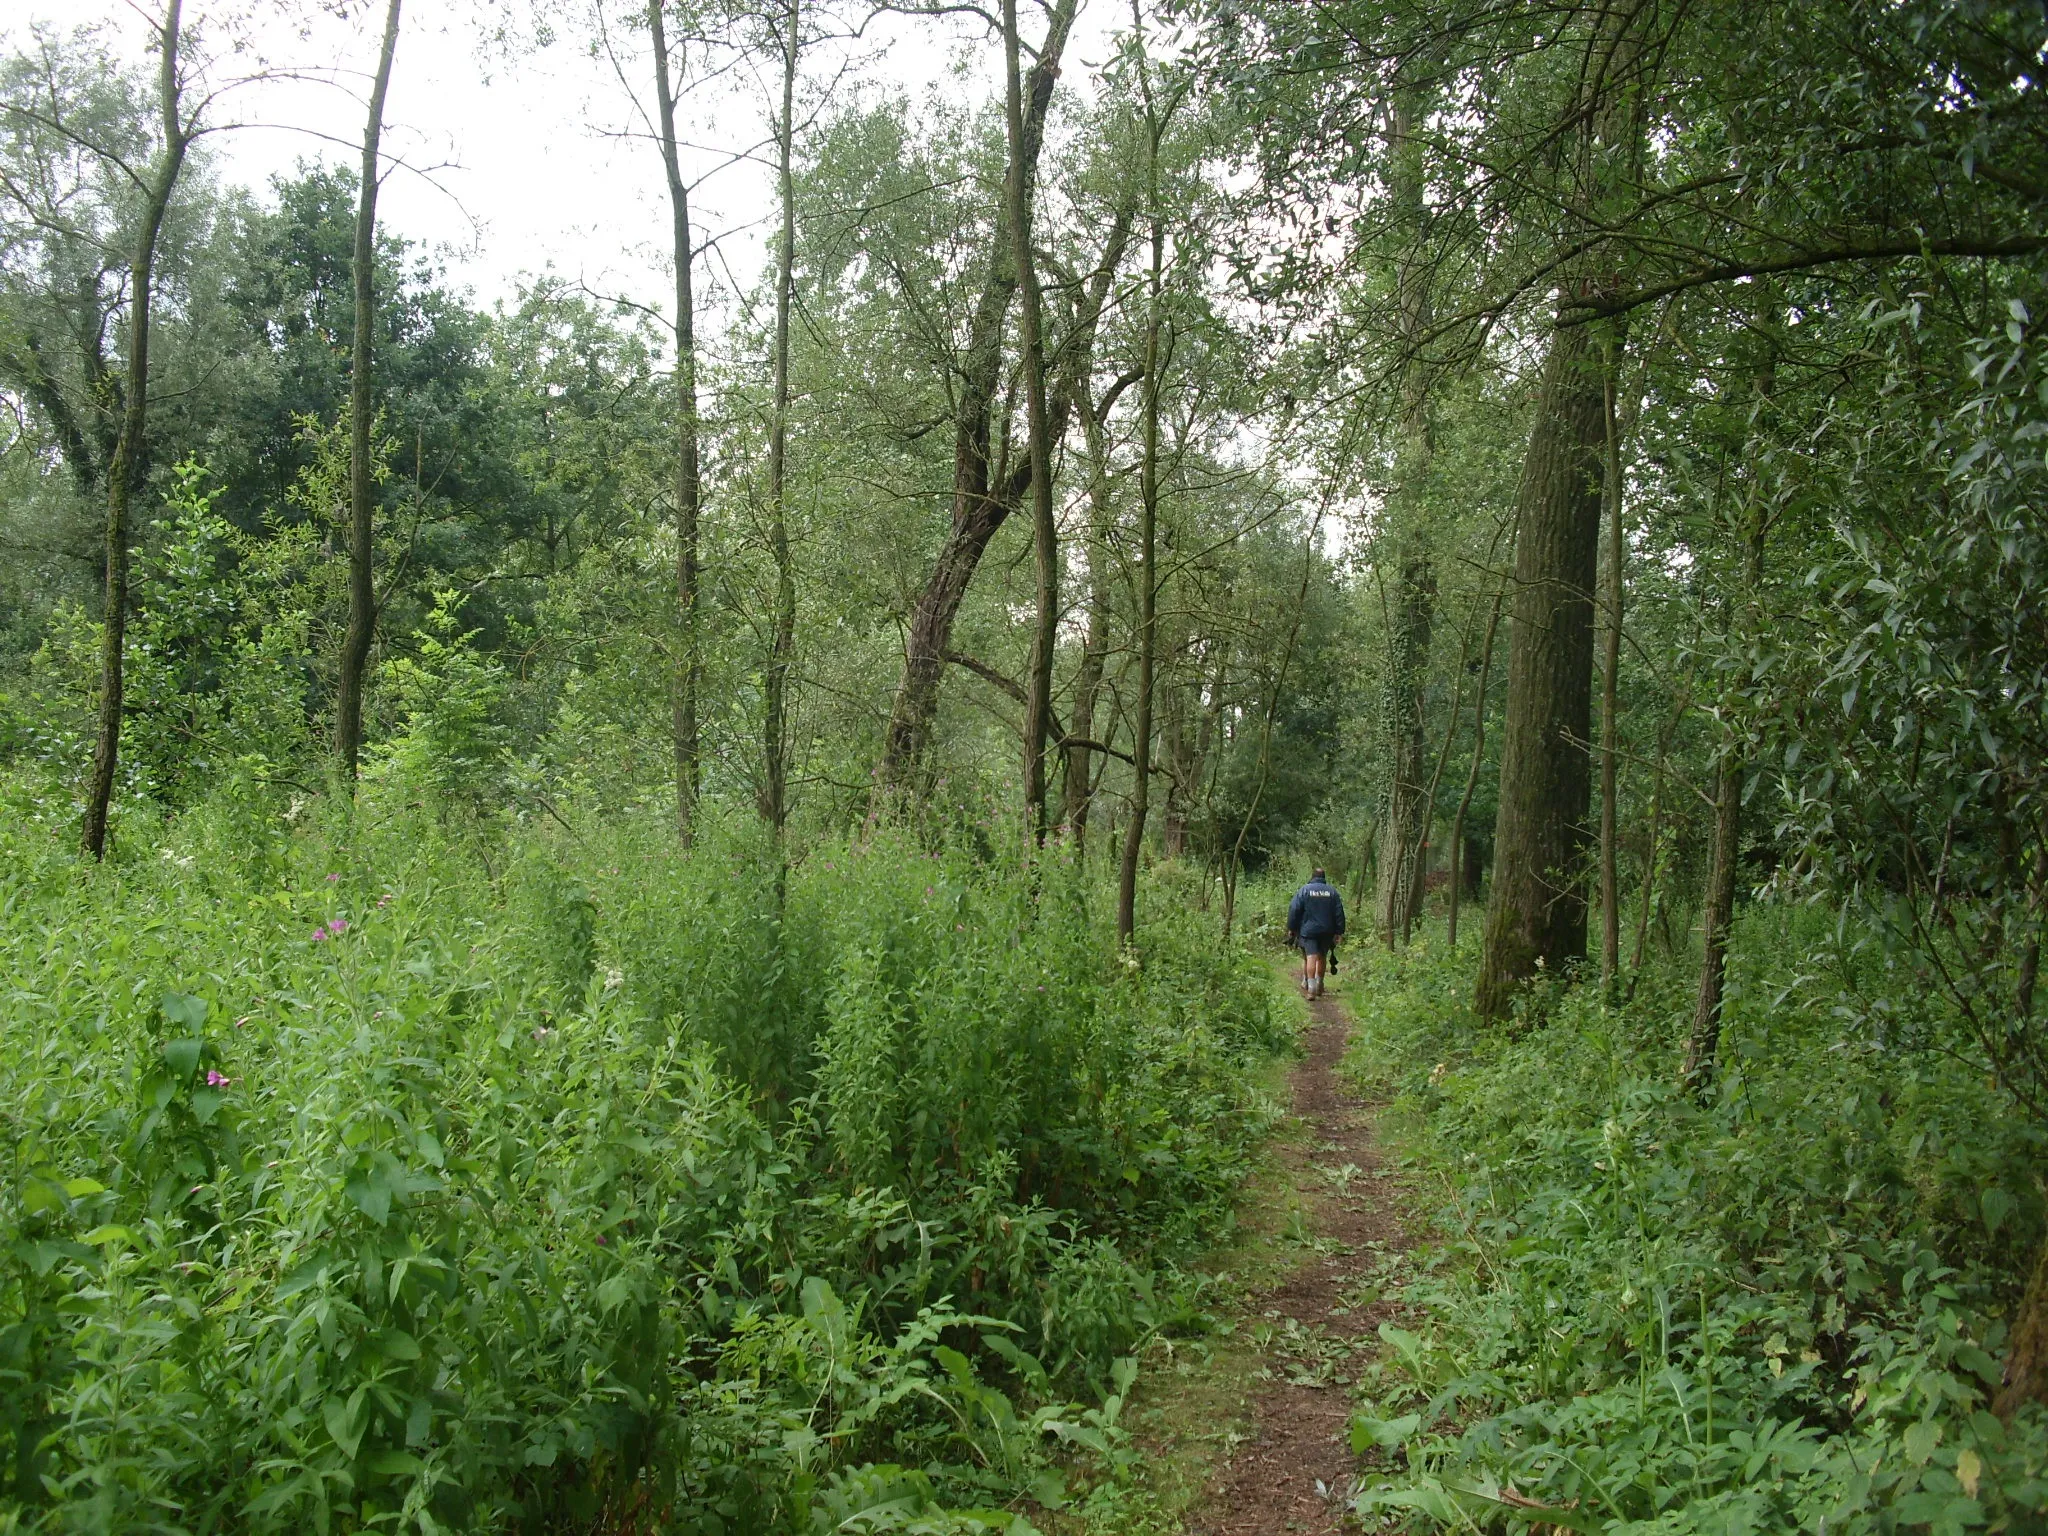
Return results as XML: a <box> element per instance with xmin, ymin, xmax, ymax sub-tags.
<box><xmin>1338</xmin><ymin>910</ymin><xmax>2048</xmax><ymax>1534</ymax></box>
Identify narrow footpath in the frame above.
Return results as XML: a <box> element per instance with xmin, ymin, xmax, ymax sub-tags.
<box><xmin>1190</xmin><ymin>977</ymin><xmax>1410</xmax><ymax>1536</ymax></box>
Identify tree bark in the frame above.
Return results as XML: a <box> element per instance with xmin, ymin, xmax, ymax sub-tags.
<box><xmin>333</xmin><ymin>0</ymin><xmax>404</xmax><ymax>781</ymax></box>
<box><xmin>1472</xmin><ymin>0</ymin><xmax>1644</xmax><ymax>1018</ymax></box>
<box><xmin>82</xmin><ymin>0</ymin><xmax>194</xmax><ymax>859</ymax></box>
<box><xmin>650</xmin><ymin>0</ymin><xmax>704</xmax><ymax>847</ymax></box>
<box><xmin>1680</xmin><ymin>740</ymin><xmax>1743</xmax><ymax>1086</ymax></box>
<box><xmin>1375</xmin><ymin>83</ymin><xmax>1438</xmax><ymax>947</ymax></box>
<box><xmin>1447</xmin><ymin>593</ymin><xmax>1503</xmax><ymax>950</ymax></box>
<box><xmin>875</xmin><ymin>0</ymin><xmax>1077</xmax><ymax>797</ymax></box>
<box><xmin>1003</xmin><ymin>0</ymin><xmax>1058</xmax><ymax>847</ymax></box>
<box><xmin>1117</xmin><ymin>201</ymin><xmax>1166</xmax><ymax>943</ymax></box>
<box><xmin>1473</xmin><ymin>315</ymin><xmax>1610</xmax><ymax>1016</ymax></box>
<box><xmin>1378</xmin><ymin>548</ymin><xmax>1436</xmax><ymax>944</ymax></box>
<box><xmin>1599</xmin><ymin>355</ymin><xmax>1624</xmax><ymax>989</ymax></box>
<box><xmin>1062</xmin><ymin>384</ymin><xmax>1115</xmax><ymax>852</ymax></box>
<box><xmin>1996</xmin><ymin>1238</ymin><xmax>2048</xmax><ymax>1417</ymax></box>
<box><xmin>760</xmin><ymin>0</ymin><xmax>799</xmax><ymax>843</ymax></box>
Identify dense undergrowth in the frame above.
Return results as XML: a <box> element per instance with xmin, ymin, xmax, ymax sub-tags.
<box><xmin>0</xmin><ymin>775</ymin><xmax>1286</xmax><ymax>1533</ymax></box>
<box><xmin>1339</xmin><ymin>913</ymin><xmax>2048</xmax><ymax>1535</ymax></box>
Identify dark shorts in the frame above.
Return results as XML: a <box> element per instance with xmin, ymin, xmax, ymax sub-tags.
<box><xmin>1298</xmin><ymin>934</ymin><xmax>1337</xmax><ymax>957</ymax></box>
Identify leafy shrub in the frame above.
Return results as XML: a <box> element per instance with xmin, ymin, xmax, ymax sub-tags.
<box><xmin>0</xmin><ymin>778</ymin><xmax>1285</xmax><ymax>1532</ymax></box>
<box><xmin>1341</xmin><ymin>912</ymin><xmax>2048</xmax><ymax>1533</ymax></box>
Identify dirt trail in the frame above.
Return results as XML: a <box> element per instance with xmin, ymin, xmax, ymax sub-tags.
<box><xmin>1188</xmin><ymin>980</ymin><xmax>1408</xmax><ymax>1536</ymax></box>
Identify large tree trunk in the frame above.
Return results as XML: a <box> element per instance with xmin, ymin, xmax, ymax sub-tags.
<box><xmin>83</xmin><ymin>0</ymin><xmax>193</xmax><ymax>859</ymax></box>
<box><xmin>760</xmin><ymin>0</ymin><xmax>799</xmax><ymax>844</ymax></box>
<box><xmin>334</xmin><ymin>0</ymin><xmax>404</xmax><ymax>781</ymax></box>
<box><xmin>1473</xmin><ymin>316</ymin><xmax>1609</xmax><ymax>1017</ymax></box>
<box><xmin>650</xmin><ymin>0</ymin><xmax>704</xmax><ymax>847</ymax></box>
<box><xmin>1473</xmin><ymin>0</ymin><xmax>1645</xmax><ymax>1018</ymax></box>
<box><xmin>876</xmin><ymin>0</ymin><xmax>1077</xmax><ymax>796</ymax></box>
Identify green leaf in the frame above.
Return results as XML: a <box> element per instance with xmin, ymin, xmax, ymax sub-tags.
<box><xmin>63</xmin><ymin>1177</ymin><xmax>107</xmax><ymax>1198</ymax></box>
<box><xmin>1981</xmin><ymin>1187</ymin><xmax>2015</xmax><ymax>1236</ymax></box>
<box><xmin>323</xmin><ymin>1387</ymin><xmax>367</xmax><ymax>1460</ymax></box>
<box><xmin>162</xmin><ymin>1037</ymin><xmax>204</xmax><ymax>1079</ymax></box>
<box><xmin>191</xmin><ymin>1088</ymin><xmax>225</xmax><ymax>1126</ymax></box>
<box><xmin>80</xmin><ymin>1226</ymin><xmax>136</xmax><ymax>1247</ymax></box>
<box><xmin>1350</xmin><ymin>1412</ymin><xmax>1422</xmax><ymax>1453</ymax></box>
<box><xmin>1027</xmin><ymin>1467</ymin><xmax>1068</xmax><ymax>1509</ymax></box>
<box><xmin>1903</xmin><ymin>1419</ymin><xmax>1942</xmax><ymax>1465</ymax></box>
<box><xmin>377</xmin><ymin>1329</ymin><xmax>421</xmax><ymax>1361</ymax></box>
<box><xmin>162</xmin><ymin>993</ymin><xmax>209</xmax><ymax>1031</ymax></box>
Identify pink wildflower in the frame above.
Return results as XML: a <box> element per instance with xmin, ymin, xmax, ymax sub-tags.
<box><xmin>205</xmin><ymin>1070</ymin><xmax>233</xmax><ymax>1088</ymax></box>
<box><xmin>325</xmin><ymin>873</ymin><xmax>341</xmax><ymax>883</ymax></box>
<box><xmin>311</xmin><ymin>928</ymin><xmax>328</xmax><ymax>943</ymax></box>
<box><xmin>327</xmin><ymin>918</ymin><xmax>348</xmax><ymax>935</ymax></box>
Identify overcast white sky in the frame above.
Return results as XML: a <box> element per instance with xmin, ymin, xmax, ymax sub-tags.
<box><xmin>7</xmin><ymin>0</ymin><xmax>1124</xmax><ymax>324</ymax></box>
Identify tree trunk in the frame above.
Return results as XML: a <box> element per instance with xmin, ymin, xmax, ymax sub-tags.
<box><xmin>1117</xmin><ymin>203</ymin><xmax>1166</xmax><ymax>943</ymax></box>
<box><xmin>876</xmin><ymin>0</ymin><xmax>1077</xmax><ymax>796</ymax></box>
<box><xmin>1599</xmin><ymin>355</ymin><xmax>1624</xmax><ymax>989</ymax></box>
<box><xmin>1447</xmin><ymin>592</ymin><xmax>1503</xmax><ymax>950</ymax></box>
<box><xmin>1473</xmin><ymin>0</ymin><xmax>1644</xmax><ymax>1017</ymax></box>
<box><xmin>1995</xmin><ymin>1236</ymin><xmax>2048</xmax><ymax>1417</ymax></box>
<box><xmin>1378</xmin><ymin>548</ymin><xmax>1436</xmax><ymax>944</ymax></box>
<box><xmin>334</xmin><ymin>0</ymin><xmax>404</xmax><ymax>781</ymax></box>
<box><xmin>1473</xmin><ymin>315</ymin><xmax>1610</xmax><ymax>1017</ymax></box>
<box><xmin>1680</xmin><ymin>743</ymin><xmax>1742</xmax><ymax>1086</ymax></box>
<box><xmin>760</xmin><ymin>0</ymin><xmax>799</xmax><ymax>843</ymax></box>
<box><xmin>83</xmin><ymin>0</ymin><xmax>193</xmax><ymax>860</ymax></box>
<box><xmin>1681</xmin><ymin>422</ymin><xmax>1771</xmax><ymax>1081</ymax></box>
<box><xmin>1375</xmin><ymin>83</ymin><xmax>1438</xmax><ymax>946</ymax></box>
<box><xmin>650</xmin><ymin>0</ymin><xmax>704</xmax><ymax>847</ymax></box>
<box><xmin>1062</xmin><ymin>387</ymin><xmax>1115</xmax><ymax>853</ymax></box>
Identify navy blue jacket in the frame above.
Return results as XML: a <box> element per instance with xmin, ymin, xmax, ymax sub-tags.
<box><xmin>1287</xmin><ymin>880</ymin><xmax>1346</xmax><ymax>941</ymax></box>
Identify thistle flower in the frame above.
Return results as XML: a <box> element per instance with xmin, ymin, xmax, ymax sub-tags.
<box><xmin>327</xmin><ymin>918</ymin><xmax>348</xmax><ymax>936</ymax></box>
<box><xmin>311</xmin><ymin>928</ymin><xmax>328</xmax><ymax>943</ymax></box>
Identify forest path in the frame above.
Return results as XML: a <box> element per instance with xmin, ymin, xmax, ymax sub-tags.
<box><xmin>1185</xmin><ymin>970</ymin><xmax>1410</xmax><ymax>1536</ymax></box>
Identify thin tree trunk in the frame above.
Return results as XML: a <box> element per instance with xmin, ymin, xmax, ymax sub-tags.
<box><xmin>650</xmin><ymin>0</ymin><xmax>703</xmax><ymax>847</ymax></box>
<box><xmin>1599</xmin><ymin>353</ymin><xmax>1624</xmax><ymax>990</ymax></box>
<box><xmin>1680</xmin><ymin>742</ymin><xmax>1742</xmax><ymax>1086</ymax></box>
<box><xmin>1681</xmin><ymin>453</ymin><xmax>1770</xmax><ymax>1084</ymax></box>
<box><xmin>1003</xmin><ymin>0</ymin><xmax>1058</xmax><ymax>847</ymax></box>
<box><xmin>876</xmin><ymin>0</ymin><xmax>1077</xmax><ymax>796</ymax></box>
<box><xmin>1624</xmin><ymin>704</ymin><xmax>1675</xmax><ymax>1001</ymax></box>
<box><xmin>1062</xmin><ymin>385</ymin><xmax>1115</xmax><ymax>852</ymax></box>
<box><xmin>83</xmin><ymin>0</ymin><xmax>193</xmax><ymax>859</ymax></box>
<box><xmin>1378</xmin><ymin>550</ymin><xmax>1436</xmax><ymax>945</ymax></box>
<box><xmin>334</xmin><ymin>0</ymin><xmax>404</xmax><ymax>781</ymax></box>
<box><xmin>1447</xmin><ymin>591</ymin><xmax>1503</xmax><ymax>950</ymax></box>
<box><xmin>1117</xmin><ymin>201</ymin><xmax>1166</xmax><ymax>943</ymax></box>
<box><xmin>760</xmin><ymin>0</ymin><xmax>798</xmax><ymax>843</ymax></box>
<box><xmin>1375</xmin><ymin>84</ymin><xmax>1438</xmax><ymax>947</ymax></box>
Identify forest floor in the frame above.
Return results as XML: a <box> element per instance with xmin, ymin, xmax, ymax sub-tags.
<box><xmin>1063</xmin><ymin>963</ymin><xmax>1416</xmax><ymax>1535</ymax></box>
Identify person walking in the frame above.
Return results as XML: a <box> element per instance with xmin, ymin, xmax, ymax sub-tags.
<box><xmin>1287</xmin><ymin>866</ymin><xmax>1346</xmax><ymax>999</ymax></box>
